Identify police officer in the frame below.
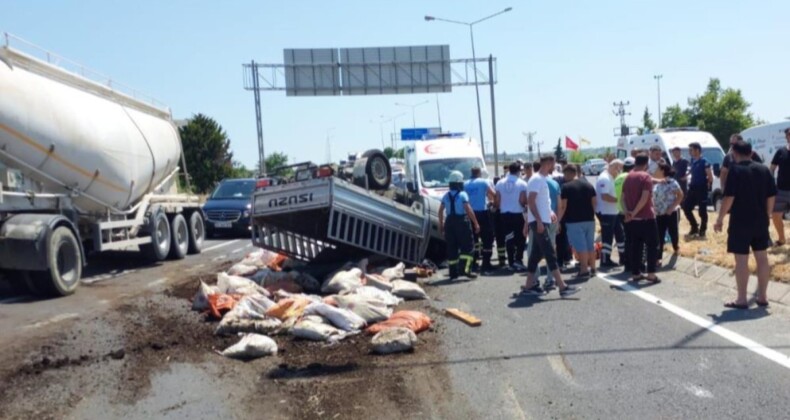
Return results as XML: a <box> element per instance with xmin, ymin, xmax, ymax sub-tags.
<box><xmin>438</xmin><ymin>171</ymin><xmax>480</xmax><ymax>280</ymax></box>
<box><xmin>464</xmin><ymin>166</ymin><xmax>496</xmax><ymax>274</ymax></box>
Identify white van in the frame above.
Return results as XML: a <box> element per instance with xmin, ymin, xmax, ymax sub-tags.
<box><xmin>616</xmin><ymin>128</ymin><xmax>727</xmax><ymax>209</ymax></box>
<box><xmin>740</xmin><ymin>121</ymin><xmax>790</xmax><ymax>165</ymax></box>
<box><xmin>403</xmin><ymin>136</ymin><xmax>487</xmax><ymax>201</ymax></box>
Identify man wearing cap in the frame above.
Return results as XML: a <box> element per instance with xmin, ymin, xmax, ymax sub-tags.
<box><xmin>464</xmin><ymin>166</ymin><xmax>496</xmax><ymax>274</ymax></box>
<box><xmin>615</xmin><ymin>157</ymin><xmax>636</xmax><ymax>270</ymax></box>
<box><xmin>769</xmin><ymin>127</ymin><xmax>790</xmax><ymax>246</ymax></box>
<box><xmin>715</xmin><ymin>140</ymin><xmax>776</xmax><ymax>309</ymax></box>
<box><xmin>596</xmin><ymin>159</ymin><xmax>625</xmax><ymax>267</ymax></box>
<box><xmin>438</xmin><ymin>171</ymin><xmax>480</xmax><ymax>280</ymax></box>
<box><xmin>671</xmin><ymin>147</ymin><xmax>689</xmax><ymax>196</ymax></box>
<box><xmin>495</xmin><ymin>162</ymin><xmax>529</xmax><ymax>271</ymax></box>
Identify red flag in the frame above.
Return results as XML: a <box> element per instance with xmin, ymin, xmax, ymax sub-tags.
<box><xmin>565</xmin><ymin>136</ymin><xmax>579</xmax><ymax>151</ymax></box>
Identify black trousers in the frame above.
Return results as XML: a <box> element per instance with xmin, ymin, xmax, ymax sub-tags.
<box><xmin>493</xmin><ymin>210</ymin><xmax>507</xmax><ymax>264</ymax></box>
<box><xmin>597</xmin><ymin>213</ymin><xmax>625</xmax><ymax>263</ymax></box>
<box><xmin>445</xmin><ymin>215</ymin><xmax>474</xmax><ymax>278</ymax></box>
<box><xmin>526</xmin><ymin>222</ymin><xmax>559</xmax><ymax>273</ymax></box>
<box><xmin>555</xmin><ymin>221</ymin><xmax>571</xmax><ymax>265</ymax></box>
<box><xmin>683</xmin><ymin>186</ymin><xmax>708</xmax><ymax>233</ymax></box>
<box><xmin>473</xmin><ymin>210</ymin><xmax>494</xmax><ymax>268</ymax></box>
<box><xmin>625</xmin><ymin>219</ymin><xmax>658</xmax><ymax>275</ymax></box>
<box><xmin>499</xmin><ymin>212</ymin><xmax>525</xmax><ymax>266</ymax></box>
<box><xmin>656</xmin><ymin>211</ymin><xmax>680</xmax><ymax>260</ymax></box>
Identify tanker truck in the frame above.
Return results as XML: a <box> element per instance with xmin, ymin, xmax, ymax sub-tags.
<box><xmin>0</xmin><ymin>34</ymin><xmax>205</xmax><ymax>296</ymax></box>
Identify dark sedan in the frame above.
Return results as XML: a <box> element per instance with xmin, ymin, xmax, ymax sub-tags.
<box><xmin>203</xmin><ymin>178</ymin><xmax>256</xmax><ymax>238</ymax></box>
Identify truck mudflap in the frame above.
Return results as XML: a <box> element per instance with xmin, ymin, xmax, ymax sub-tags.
<box><xmin>251</xmin><ymin>177</ymin><xmax>429</xmax><ymax>264</ymax></box>
<box><xmin>0</xmin><ymin>213</ymin><xmax>85</xmax><ymax>271</ymax></box>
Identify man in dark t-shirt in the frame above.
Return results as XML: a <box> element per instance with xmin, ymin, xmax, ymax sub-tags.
<box><xmin>622</xmin><ymin>155</ymin><xmax>660</xmax><ymax>283</ymax></box>
<box><xmin>714</xmin><ymin>141</ymin><xmax>777</xmax><ymax>310</ymax></box>
<box><xmin>683</xmin><ymin>142</ymin><xmax>713</xmax><ymax>237</ymax></box>
<box><xmin>769</xmin><ymin>127</ymin><xmax>790</xmax><ymax>246</ymax></box>
<box><xmin>557</xmin><ymin>165</ymin><xmax>597</xmax><ymax>277</ymax></box>
<box><xmin>720</xmin><ymin>133</ymin><xmax>763</xmax><ymax>189</ymax></box>
<box><xmin>671</xmin><ymin>147</ymin><xmax>689</xmax><ymax>195</ymax></box>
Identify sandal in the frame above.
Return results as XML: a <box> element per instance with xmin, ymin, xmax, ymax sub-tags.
<box><xmin>629</xmin><ymin>274</ymin><xmax>646</xmax><ymax>282</ymax></box>
<box><xmin>724</xmin><ymin>301</ymin><xmax>749</xmax><ymax>310</ymax></box>
<box><xmin>756</xmin><ymin>300</ymin><xmax>770</xmax><ymax>308</ymax></box>
<box><xmin>645</xmin><ymin>276</ymin><xmax>661</xmax><ymax>284</ymax></box>
<box><xmin>774</xmin><ymin>241</ymin><xmax>786</xmax><ymax>247</ymax></box>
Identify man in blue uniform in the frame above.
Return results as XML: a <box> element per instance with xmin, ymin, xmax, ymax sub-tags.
<box><xmin>682</xmin><ymin>142</ymin><xmax>714</xmax><ymax>237</ymax></box>
<box><xmin>438</xmin><ymin>171</ymin><xmax>481</xmax><ymax>280</ymax></box>
<box><xmin>464</xmin><ymin>166</ymin><xmax>496</xmax><ymax>274</ymax></box>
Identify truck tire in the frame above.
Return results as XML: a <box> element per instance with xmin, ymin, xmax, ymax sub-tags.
<box><xmin>141</xmin><ymin>210</ymin><xmax>171</xmax><ymax>262</ymax></box>
<box><xmin>187</xmin><ymin>211</ymin><xmax>204</xmax><ymax>254</ymax></box>
<box><xmin>168</xmin><ymin>214</ymin><xmax>189</xmax><ymax>260</ymax></box>
<box><xmin>353</xmin><ymin>149</ymin><xmax>391</xmax><ymax>190</ymax></box>
<box><xmin>27</xmin><ymin>227</ymin><xmax>82</xmax><ymax>296</ymax></box>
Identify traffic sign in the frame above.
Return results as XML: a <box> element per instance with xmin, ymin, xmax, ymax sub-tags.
<box><xmin>401</xmin><ymin>127</ymin><xmax>440</xmax><ymax>140</ymax></box>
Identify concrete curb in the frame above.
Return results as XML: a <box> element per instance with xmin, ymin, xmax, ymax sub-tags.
<box><xmin>671</xmin><ymin>256</ymin><xmax>790</xmax><ymax>306</ymax></box>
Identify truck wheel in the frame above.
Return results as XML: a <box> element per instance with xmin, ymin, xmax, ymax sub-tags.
<box><xmin>168</xmin><ymin>214</ymin><xmax>189</xmax><ymax>260</ymax></box>
<box><xmin>28</xmin><ymin>227</ymin><xmax>82</xmax><ymax>296</ymax></box>
<box><xmin>360</xmin><ymin>149</ymin><xmax>391</xmax><ymax>190</ymax></box>
<box><xmin>187</xmin><ymin>211</ymin><xmax>204</xmax><ymax>254</ymax></box>
<box><xmin>141</xmin><ymin>210</ymin><xmax>171</xmax><ymax>262</ymax></box>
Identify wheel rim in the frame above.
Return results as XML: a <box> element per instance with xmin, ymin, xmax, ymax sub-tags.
<box><xmin>176</xmin><ymin>218</ymin><xmax>188</xmax><ymax>247</ymax></box>
<box><xmin>56</xmin><ymin>239</ymin><xmax>79</xmax><ymax>287</ymax></box>
<box><xmin>192</xmin><ymin>216</ymin><xmax>204</xmax><ymax>244</ymax></box>
<box><xmin>156</xmin><ymin>217</ymin><xmax>169</xmax><ymax>251</ymax></box>
<box><xmin>371</xmin><ymin>159</ymin><xmax>388</xmax><ymax>183</ymax></box>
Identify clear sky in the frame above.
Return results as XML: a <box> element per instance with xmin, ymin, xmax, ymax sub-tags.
<box><xmin>3</xmin><ymin>0</ymin><xmax>789</xmax><ymax>168</ymax></box>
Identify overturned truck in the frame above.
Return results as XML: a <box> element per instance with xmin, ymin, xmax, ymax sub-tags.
<box><xmin>250</xmin><ymin>152</ymin><xmax>437</xmax><ymax>265</ymax></box>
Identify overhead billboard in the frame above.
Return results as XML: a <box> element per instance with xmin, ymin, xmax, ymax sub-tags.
<box><xmin>281</xmin><ymin>45</ymin><xmax>451</xmax><ymax>97</ymax></box>
<box><xmin>340</xmin><ymin>45</ymin><xmax>451</xmax><ymax>95</ymax></box>
<box><xmin>283</xmin><ymin>48</ymin><xmax>340</xmax><ymax>96</ymax></box>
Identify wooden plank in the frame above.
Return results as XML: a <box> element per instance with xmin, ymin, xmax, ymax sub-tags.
<box><xmin>445</xmin><ymin>308</ymin><xmax>482</xmax><ymax>327</ymax></box>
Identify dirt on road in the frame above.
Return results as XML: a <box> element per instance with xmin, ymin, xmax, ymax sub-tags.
<box><xmin>0</xmin><ymin>262</ymin><xmax>459</xmax><ymax>419</ymax></box>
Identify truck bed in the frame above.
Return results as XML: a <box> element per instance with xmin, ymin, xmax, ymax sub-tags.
<box><xmin>251</xmin><ymin>177</ymin><xmax>429</xmax><ymax>264</ymax></box>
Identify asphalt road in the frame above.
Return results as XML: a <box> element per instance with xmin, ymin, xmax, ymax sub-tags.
<box><xmin>426</xmin><ymin>260</ymin><xmax>790</xmax><ymax>419</ymax></box>
<box><xmin>0</xmin><ymin>236</ymin><xmax>252</xmax><ymax>344</ymax></box>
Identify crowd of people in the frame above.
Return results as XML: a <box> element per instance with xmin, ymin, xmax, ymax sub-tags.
<box><xmin>438</xmin><ymin>127</ymin><xmax>790</xmax><ymax>307</ymax></box>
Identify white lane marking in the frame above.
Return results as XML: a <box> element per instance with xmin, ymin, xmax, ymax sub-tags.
<box><xmin>547</xmin><ymin>355</ymin><xmax>577</xmax><ymax>386</ymax></box>
<box><xmin>598</xmin><ymin>274</ymin><xmax>790</xmax><ymax>370</ymax></box>
<box><xmin>25</xmin><ymin>313</ymin><xmax>79</xmax><ymax>329</ymax></box>
<box><xmin>203</xmin><ymin>240</ymin><xmax>241</xmax><ymax>253</ymax></box>
<box><xmin>82</xmin><ymin>269</ymin><xmax>138</xmax><ymax>285</ymax></box>
<box><xmin>212</xmin><ymin>254</ymin><xmax>228</xmax><ymax>262</ymax></box>
<box><xmin>230</xmin><ymin>247</ymin><xmax>245</xmax><ymax>255</ymax></box>
<box><xmin>147</xmin><ymin>277</ymin><xmax>168</xmax><ymax>288</ymax></box>
<box><xmin>504</xmin><ymin>384</ymin><xmax>528</xmax><ymax>420</ymax></box>
<box><xmin>0</xmin><ymin>296</ymin><xmax>31</xmax><ymax>304</ymax></box>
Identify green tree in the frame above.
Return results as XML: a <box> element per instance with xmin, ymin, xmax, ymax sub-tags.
<box><xmin>554</xmin><ymin>138</ymin><xmax>566</xmax><ymax>162</ymax></box>
<box><xmin>180</xmin><ymin>114</ymin><xmax>234</xmax><ymax>194</ymax></box>
<box><xmin>394</xmin><ymin>148</ymin><xmax>405</xmax><ymax>159</ymax></box>
<box><xmin>569</xmin><ymin>150</ymin><xmax>587</xmax><ymax>164</ymax></box>
<box><xmin>638</xmin><ymin>106</ymin><xmax>656</xmax><ymax>135</ymax></box>
<box><xmin>230</xmin><ymin>161</ymin><xmax>253</xmax><ymax>178</ymax></box>
<box><xmin>383</xmin><ymin>147</ymin><xmax>395</xmax><ymax>159</ymax></box>
<box><xmin>264</xmin><ymin>152</ymin><xmax>290</xmax><ymax>173</ymax></box>
<box><xmin>662</xmin><ymin>78</ymin><xmax>756</xmax><ymax>148</ymax></box>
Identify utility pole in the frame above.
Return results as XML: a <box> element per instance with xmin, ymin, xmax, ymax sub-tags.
<box><xmin>251</xmin><ymin>60</ymin><xmax>265</xmax><ymax>174</ymax></box>
<box><xmin>613</xmin><ymin>101</ymin><xmax>632</xmax><ymax>137</ymax></box>
<box><xmin>536</xmin><ymin>138</ymin><xmax>544</xmax><ymax>157</ymax></box>
<box><xmin>325</xmin><ymin>127</ymin><xmax>335</xmax><ymax>163</ymax></box>
<box><xmin>488</xmin><ymin>55</ymin><xmax>500</xmax><ymax>177</ymax></box>
<box><xmin>654</xmin><ymin>75</ymin><xmax>663</xmax><ymax>128</ymax></box>
<box><xmin>522</xmin><ymin>131</ymin><xmax>537</xmax><ymax>162</ymax></box>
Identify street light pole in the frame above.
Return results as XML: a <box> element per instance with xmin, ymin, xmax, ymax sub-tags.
<box><xmin>654</xmin><ymin>74</ymin><xmax>663</xmax><ymax>128</ymax></box>
<box><xmin>395</xmin><ymin>100</ymin><xmax>429</xmax><ymax>128</ymax></box>
<box><xmin>425</xmin><ymin>7</ymin><xmax>513</xmax><ymax>159</ymax></box>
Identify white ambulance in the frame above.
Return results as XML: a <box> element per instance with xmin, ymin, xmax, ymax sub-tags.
<box><xmin>740</xmin><ymin>121</ymin><xmax>790</xmax><ymax>164</ymax></box>
<box><xmin>403</xmin><ymin>135</ymin><xmax>488</xmax><ymax>201</ymax></box>
<box><xmin>616</xmin><ymin>128</ymin><xmax>727</xmax><ymax>209</ymax></box>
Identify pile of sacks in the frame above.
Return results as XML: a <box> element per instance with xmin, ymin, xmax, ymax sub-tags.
<box><xmin>192</xmin><ymin>250</ymin><xmax>433</xmax><ymax>359</ymax></box>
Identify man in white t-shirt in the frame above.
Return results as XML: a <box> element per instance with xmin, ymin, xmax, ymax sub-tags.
<box><xmin>595</xmin><ymin>160</ymin><xmax>625</xmax><ymax>267</ymax></box>
<box><xmin>520</xmin><ymin>156</ymin><xmax>580</xmax><ymax>297</ymax></box>
<box><xmin>495</xmin><ymin>162</ymin><xmax>528</xmax><ymax>271</ymax></box>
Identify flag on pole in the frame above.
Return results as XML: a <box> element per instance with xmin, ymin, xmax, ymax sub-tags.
<box><xmin>579</xmin><ymin>136</ymin><xmax>591</xmax><ymax>145</ymax></box>
<box><xmin>565</xmin><ymin>136</ymin><xmax>579</xmax><ymax>151</ymax></box>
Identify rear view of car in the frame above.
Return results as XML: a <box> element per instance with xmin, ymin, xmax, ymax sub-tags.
<box><xmin>203</xmin><ymin>178</ymin><xmax>257</xmax><ymax>238</ymax></box>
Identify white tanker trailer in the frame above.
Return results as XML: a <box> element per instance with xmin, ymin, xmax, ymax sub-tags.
<box><xmin>0</xmin><ymin>34</ymin><xmax>205</xmax><ymax>296</ymax></box>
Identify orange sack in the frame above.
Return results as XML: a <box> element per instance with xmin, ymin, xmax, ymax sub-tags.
<box><xmin>365</xmin><ymin>310</ymin><xmax>432</xmax><ymax>335</ymax></box>
<box><xmin>265</xmin><ymin>296</ymin><xmax>311</xmax><ymax>320</ymax></box>
<box><xmin>206</xmin><ymin>293</ymin><xmax>243</xmax><ymax>319</ymax></box>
